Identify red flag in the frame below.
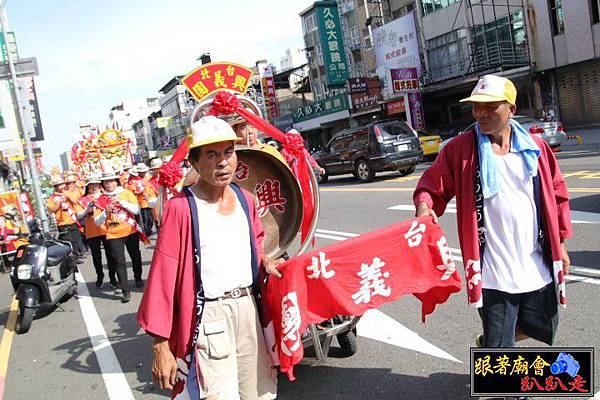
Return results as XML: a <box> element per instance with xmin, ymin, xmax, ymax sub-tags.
<box><xmin>264</xmin><ymin>217</ymin><xmax>461</xmax><ymax>380</ymax></box>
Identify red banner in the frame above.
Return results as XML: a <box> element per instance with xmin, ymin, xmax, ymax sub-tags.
<box><xmin>181</xmin><ymin>62</ymin><xmax>254</xmax><ymax>102</ymax></box>
<box><xmin>264</xmin><ymin>217</ymin><xmax>462</xmax><ymax>380</ymax></box>
<box><xmin>260</xmin><ymin>65</ymin><xmax>279</xmax><ymax>122</ymax></box>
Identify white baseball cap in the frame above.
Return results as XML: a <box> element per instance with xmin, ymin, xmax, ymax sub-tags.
<box><xmin>189</xmin><ymin>115</ymin><xmax>241</xmax><ymax>149</ymax></box>
<box><xmin>460</xmin><ymin>75</ymin><xmax>517</xmax><ymax>105</ymax></box>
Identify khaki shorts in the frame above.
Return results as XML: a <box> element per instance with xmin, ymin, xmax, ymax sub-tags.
<box><xmin>195</xmin><ymin>295</ymin><xmax>277</xmax><ymax>400</ymax></box>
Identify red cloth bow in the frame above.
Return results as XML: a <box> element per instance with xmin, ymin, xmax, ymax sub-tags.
<box><xmin>158</xmin><ymin>161</ymin><xmax>184</xmax><ymax>190</ymax></box>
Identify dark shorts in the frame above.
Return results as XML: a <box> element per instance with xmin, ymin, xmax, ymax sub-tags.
<box><xmin>478</xmin><ymin>283</ymin><xmax>559</xmax><ymax>347</ymax></box>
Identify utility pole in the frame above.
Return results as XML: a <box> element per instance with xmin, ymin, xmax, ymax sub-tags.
<box><xmin>0</xmin><ymin>1</ymin><xmax>50</xmax><ymax>233</ymax></box>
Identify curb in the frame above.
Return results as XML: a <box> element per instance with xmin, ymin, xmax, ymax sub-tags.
<box><xmin>566</xmin><ymin>134</ymin><xmax>583</xmax><ymax>145</ymax></box>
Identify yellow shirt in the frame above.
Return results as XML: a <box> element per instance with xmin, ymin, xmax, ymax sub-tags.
<box><xmin>94</xmin><ymin>188</ymin><xmax>140</xmax><ymax>240</ymax></box>
<box><xmin>47</xmin><ymin>193</ymin><xmax>83</xmax><ymax>226</ymax></box>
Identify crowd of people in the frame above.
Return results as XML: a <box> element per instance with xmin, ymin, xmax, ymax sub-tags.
<box><xmin>43</xmin><ymin>74</ymin><xmax>573</xmax><ymax>399</ymax></box>
<box><xmin>137</xmin><ymin>75</ymin><xmax>571</xmax><ymax>400</ymax></box>
<box><xmin>46</xmin><ymin>160</ymin><xmax>164</xmax><ymax>302</ymax></box>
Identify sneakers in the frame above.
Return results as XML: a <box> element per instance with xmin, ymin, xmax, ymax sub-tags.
<box><xmin>109</xmin><ymin>280</ymin><xmax>119</xmax><ymax>289</ymax></box>
<box><xmin>122</xmin><ymin>290</ymin><xmax>130</xmax><ymax>303</ymax></box>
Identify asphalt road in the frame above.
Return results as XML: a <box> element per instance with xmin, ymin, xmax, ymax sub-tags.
<box><xmin>1</xmin><ymin>143</ymin><xmax>599</xmax><ymax>400</ymax></box>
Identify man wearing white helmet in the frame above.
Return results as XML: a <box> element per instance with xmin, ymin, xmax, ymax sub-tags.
<box><xmin>138</xmin><ymin>115</ymin><xmax>280</xmax><ymax>399</ymax></box>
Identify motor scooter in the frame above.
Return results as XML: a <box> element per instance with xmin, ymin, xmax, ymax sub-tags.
<box><xmin>9</xmin><ymin>223</ymin><xmax>78</xmax><ymax>334</ymax></box>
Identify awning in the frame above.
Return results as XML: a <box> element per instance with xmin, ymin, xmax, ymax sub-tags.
<box><xmin>292</xmin><ymin>110</ymin><xmax>350</xmax><ymax>131</ymax></box>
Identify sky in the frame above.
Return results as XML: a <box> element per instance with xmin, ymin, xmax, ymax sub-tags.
<box><xmin>6</xmin><ymin>0</ymin><xmax>313</xmax><ymax>169</ymax></box>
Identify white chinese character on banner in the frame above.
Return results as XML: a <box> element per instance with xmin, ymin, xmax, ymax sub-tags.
<box><xmin>323</xmin><ymin>8</ymin><xmax>334</xmax><ymax>18</ymax></box>
<box><xmin>405</xmin><ymin>220</ymin><xmax>426</xmax><ymax>247</ymax></box>
<box><xmin>351</xmin><ymin>257</ymin><xmax>391</xmax><ymax>304</ymax></box>
<box><xmin>314</xmin><ymin>102</ymin><xmax>323</xmax><ymax>113</ymax></box>
<box><xmin>436</xmin><ymin>236</ymin><xmax>456</xmax><ymax>280</ymax></box>
<box><xmin>333</xmin><ymin>98</ymin><xmax>341</xmax><ymax>107</ymax></box>
<box><xmin>327</xmin><ymin>30</ymin><xmax>338</xmax><ymax>41</ymax></box>
<box><xmin>328</xmin><ymin>40</ymin><xmax>339</xmax><ymax>52</ymax></box>
<box><xmin>306</xmin><ymin>251</ymin><xmax>335</xmax><ymax>280</ymax></box>
<box><xmin>325</xmin><ymin>19</ymin><xmax>336</xmax><ymax>29</ymax></box>
<box><xmin>281</xmin><ymin>292</ymin><xmax>302</xmax><ymax>356</ymax></box>
<box><xmin>331</xmin><ymin>52</ymin><xmax>342</xmax><ymax>63</ymax></box>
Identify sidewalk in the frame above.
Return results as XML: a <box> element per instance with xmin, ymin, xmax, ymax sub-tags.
<box><xmin>565</xmin><ymin>127</ymin><xmax>600</xmax><ymax>146</ymax></box>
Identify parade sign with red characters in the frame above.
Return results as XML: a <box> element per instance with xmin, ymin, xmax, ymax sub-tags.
<box><xmin>471</xmin><ymin>348</ymin><xmax>594</xmax><ymax>397</ymax></box>
<box><xmin>181</xmin><ymin>62</ymin><xmax>254</xmax><ymax>101</ymax></box>
<box><xmin>264</xmin><ymin>217</ymin><xmax>462</xmax><ymax>380</ymax></box>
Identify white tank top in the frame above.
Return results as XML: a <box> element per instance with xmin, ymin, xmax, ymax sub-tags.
<box><xmin>193</xmin><ymin>193</ymin><xmax>252</xmax><ymax>299</ymax></box>
<box><xmin>482</xmin><ymin>151</ymin><xmax>552</xmax><ymax>293</ymax></box>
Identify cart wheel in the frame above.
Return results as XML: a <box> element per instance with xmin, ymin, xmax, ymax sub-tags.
<box><xmin>337</xmin><ymin>328</ymin><xmax>357</xmax><ymax>357</ymax></box>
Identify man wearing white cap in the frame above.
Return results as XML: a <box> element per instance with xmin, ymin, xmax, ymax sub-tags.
<box><xmin>138</xmin><ymin>115</ymin><xmax>280</xmax><ymax>399</ymax></box>
<box><xmin>413</xmin><ymin>75</ymin><xmax>572</xmax><ymax>352</ymax></box>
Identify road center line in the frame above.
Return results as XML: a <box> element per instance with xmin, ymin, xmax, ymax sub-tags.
<box><xmin>75</xmin><ymin>272</ymin><xmax>135</xmax><ymax>400</ymax></box>
<box><xmin>0</xmin><ymin>297</ymin><xmax>18</xmax><ymax>400</ymax></box>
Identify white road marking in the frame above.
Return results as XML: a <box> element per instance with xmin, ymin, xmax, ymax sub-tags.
<box><xmin>357</xmin><ymin>309</ymin><xmax>461</xmax><ymax>364</ymax></box>
<box><xmin>75</xmin><ymin>272</ymin><xmax>135</xmax><ymax>400</ymax></box>
<box><xmin>315</xmin><ymin>233</ymin><xmax>349</xmax><ymax>241</ymax></box>
<box><xmin>569</xmin><ymin>265</ymin><xmax>600</xmax><ymax>277</ymax></box>
<box><xmin>316</xmin><ymin>228</ymin><xmax>359</xmax><ymax>237</ymax></box>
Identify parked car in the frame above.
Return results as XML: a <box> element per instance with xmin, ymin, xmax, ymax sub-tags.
<box><xmin>416</xmin><ymin>130</ymin><xmax>442</xmax><ymax>158</ymax></box>
<box><xmin>512</xmin><ymin>115</ymin><xmax>566</xmax><ymax>149</ymax></box>
<box><xmin>312</xmin><ymin>120</ymin><xmax>423</xmax><ymax>183</ymax></box>
<box><xmin>438</xmin><ymin>116</ymin><xmax>567</xmax><ymax>152</ymax></box>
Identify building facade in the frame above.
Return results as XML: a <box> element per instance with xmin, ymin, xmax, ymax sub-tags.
<box><xmin>529</xmin><ymin>0</ymin><xmax>600</xmax><ymax>126</ymax></box>
<box><xmin>157</xmin><ymin>76</ymin><xmax>197</xmax><ymax>149</ymax></box>
<box><xmin>414</xmin><ymin>0</ymin><xmax>534</xmax><ymax>130</ymax></box>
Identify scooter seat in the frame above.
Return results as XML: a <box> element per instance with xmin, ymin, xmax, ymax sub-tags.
<box><xmin>47</xmin><ymin>244</ymin><xmax>71</xmax><ymax>267</ymax></box>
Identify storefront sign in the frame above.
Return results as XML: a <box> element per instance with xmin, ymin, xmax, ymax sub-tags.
<box><xmin>386</xmin><ymin>99</ymin><xmax>405</xmax><ymax>116</ymax></box>
<box><xmin>316</xmin><ymin>2</ymin><xmax>348</xmax><ymax>87</ymax></box>
<box><xmin>351</xmin><ymin>93</ymin><xmax>380</xmax><ymax>112</ymax></box>
<box><xmin>261</xmin><ymin>64</ymin><xmax>280</xmax><ymax>123</ymax></box>
<box><xmin>349</xmin><ymin>77</ymin><xmax>382</xmax><ymax>112</ymax></box>
<box><xmin>373</xmin><ymin>12</ymin><xmax>421</xmax><ymax>98</ymax></box>
<box><xmin>408</xmin><ymin>92</ymin><xmax>425</xmax><ymax>130</ymax></box>
<box><xmin>19</xmin><ymin>76</ymin><xmax>44</xmax><ymax>142</ymax></box>
<box><xmin>391</xmin><ymin>67</ymin><xmax>419</xmax><ymax>92</ymax></box>
<box><xmin>292</xmin><ymin>94</ymin><xmax>349</xmax><ymax>123</ymax></box>
<box><xmin>348</xmin><ymin>77</ymin><xmax>368</xmax><ymax>94</ymax></box>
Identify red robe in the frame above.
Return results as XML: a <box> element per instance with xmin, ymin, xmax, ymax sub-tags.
<box><xmin>137</xmin><ymin>188</ymin><xmax>265</xmax><ymax>399</ymax></box>
<box><xmin>413</xmin><ymin>130</ymin><xmax>572</xmax><ymax>308</ymax></box>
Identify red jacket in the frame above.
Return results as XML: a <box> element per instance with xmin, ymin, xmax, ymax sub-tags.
<box><xmin>137</xmin><ymin>187</ymin><xmax>265</xmax><ymax>399</ymax></box>
<box><xmin>413</xmin><ymin>130</ymin><xmax>572</xmax><ymax>308</ymax></box>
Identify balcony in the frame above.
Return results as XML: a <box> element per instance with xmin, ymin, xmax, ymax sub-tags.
<box><xmin>470</xmin><ymin>40</ymin><xmax>529</xmax><ymax>73</ymax></box>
